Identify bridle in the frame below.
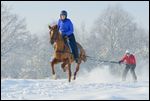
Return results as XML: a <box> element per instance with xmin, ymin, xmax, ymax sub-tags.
<box><xmin>50</xmin><ymin>28</ymin><xmax>59</xmax><ymax>44</ymax></box>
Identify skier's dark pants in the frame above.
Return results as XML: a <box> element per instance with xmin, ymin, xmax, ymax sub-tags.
<box><xmin>122</xmin><ymin>64</ymin><xmax>137</xmax><ymax>81</ymax></box>
<box><xmin>63</xmin><ymin>34</ymin><xmax>79</xmax><ymax>62</ymax></box>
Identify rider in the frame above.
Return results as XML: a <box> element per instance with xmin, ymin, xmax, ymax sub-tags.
<box><xmin>57</xmin><ymin>10</ymin><xmax>79</xmax><ymax>63</ymax></box>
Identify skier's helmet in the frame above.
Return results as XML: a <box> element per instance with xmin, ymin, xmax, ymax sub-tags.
<box><xmin>125</xmin><ymin>50</ymin><xmax>130</xmax><ymax>54</ymax></box>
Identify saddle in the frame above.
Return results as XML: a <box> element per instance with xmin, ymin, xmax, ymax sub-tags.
<box><xmin>63</xmin><ymin>38</ymin><xmax>80</xmax><ymax>55</ymax></box>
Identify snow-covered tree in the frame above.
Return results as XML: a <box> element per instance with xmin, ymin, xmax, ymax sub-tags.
<box><xmin>86</xmin><ymin>5</ymin><xmax>149</xmax><ymax>74</ymax></box>
<box><xmin>1</xmin><ymin>3</ymin><xmax>29</xmax><ymax>58</ymax></box>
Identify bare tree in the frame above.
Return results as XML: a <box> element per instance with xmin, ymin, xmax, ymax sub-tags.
<box><xmin>1</xmin><ymin>3</ymin><xmax>29</xmax><ymax>57</ymax></box>
<box><xmin>93</xmin><ymin>6</ymin><xmax>133</xmax><ymax>58</ymax></box>
<box><xmin>1</xmin><ymin>3</ymin><xmax>31</xmax><ymax>78</ymax></box>
<box><xmin>88</xmin><ymin>5</ymin><xmax>149</xmax><ymax>74</ymax></box>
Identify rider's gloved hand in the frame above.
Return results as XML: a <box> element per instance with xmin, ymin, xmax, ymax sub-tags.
<box><xmin>61</xmin><ymin>33</ymin><xmax>67</xmax><ymax>39</ymax></box>
<box><xmin>118</xmin><ymin>60</ymin><xmax>122</xmax><ymax>64</ymax></box>
<box><xmin>59</xmin><ymin>31</ymin><xmax>64</xmax><ymax>36</ymax></box>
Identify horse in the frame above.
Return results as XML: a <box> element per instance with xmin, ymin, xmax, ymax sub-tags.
<box><xmin>48</xmin><ymin>24</ymin><xmax>87</xmax><ymax>82</ymax></box>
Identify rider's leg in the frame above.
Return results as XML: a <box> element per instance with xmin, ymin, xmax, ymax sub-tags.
<box><xmin>68</xmin><ymin>34</ymin><xmax>79</xmax><ymax>63</ymax></box>
<box><xmin>62</xmin><ymin>35</ymin><xmax>68</xmax><ymax>46</ymax></box>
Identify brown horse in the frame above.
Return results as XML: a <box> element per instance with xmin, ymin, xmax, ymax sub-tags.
<box><xmin>48</xmin><ymin>24</ymin><xmax>87</xmax><ymax>82</ymax></box>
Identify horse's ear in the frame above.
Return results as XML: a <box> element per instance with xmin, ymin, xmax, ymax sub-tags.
<box><xmin>54</xmin><ymin>25</ymin><xmax>58</xmax><ymax>29</ymax></box>
<box><xmin>48</xmin><ymin>25</ymin><xmax>52</xmax><ymax>30</ymax></box>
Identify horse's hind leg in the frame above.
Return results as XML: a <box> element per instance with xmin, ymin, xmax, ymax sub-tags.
<box><xmin>61</xmin><ymin>63</ymin><xmax>66</xmax><ymax>72</ymax></box>
<box><xmin>73</xmin><ymin>63</ymin><xmax>80</xmax><ymax>80</ymax></box>
<box><xmin>61</xmin><ymin>58</ymin><xmax>69</xmax><ymax>72</ymax></box>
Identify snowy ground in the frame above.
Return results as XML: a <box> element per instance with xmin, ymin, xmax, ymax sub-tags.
<box><xmin>1</xmin><ymin>79</ymin><xmax>149</xmax><ymax>100</ymax></box>
<box><xmin>1</xmin><ymin>67</ymin><xmax>149</xmax><ymax>100</ymax></box>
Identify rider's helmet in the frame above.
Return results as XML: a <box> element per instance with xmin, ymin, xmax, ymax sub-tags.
<box><xmin>60</xmin><ymin>10</ymin><xmax>67</xmax><ymax>18</ymax></box>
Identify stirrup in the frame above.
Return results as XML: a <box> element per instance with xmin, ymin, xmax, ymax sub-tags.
<box><xmin>75</xmin><ymin>58</ymin><xmax>79</xmax><ymax>63</ymax></box>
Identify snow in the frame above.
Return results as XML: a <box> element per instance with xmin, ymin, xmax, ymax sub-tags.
<box><xmin>1</xmin><ymin>79</ymin><xmax>149</xmax><ymax>100</ymax></box>
<box><xmin>1</xmin><ymin>2</ymin><xmax>149</xmax><ymax>100</ymax></box>
<box><xmin>1</xmin><ymin>67</ymin><xmax>149</xmax><ymax>100</ymax></box>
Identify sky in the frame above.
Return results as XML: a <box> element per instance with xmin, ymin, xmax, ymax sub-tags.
<box><xmin>2</xmin><ymin>1</ymin><xmax>149</xmax><ymax>34</ymax></box>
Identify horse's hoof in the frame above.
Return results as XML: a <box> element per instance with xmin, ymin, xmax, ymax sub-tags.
<box><xmin>72</xmin><ymin>76</ymin><xmax>76</xmax><ymax>80</ymax></box>
<box><xmin>63</xmin><ymin>69</ymin><xmax>66</xmax><ymax>72</ymax></box>
<box><xmin>52</xmin><ymin>74</ymin><xmax>57</xmax><ymax>80</ymax></box>
<box><xmin>61</xmin><ymin>67</ymin><xmax>66</xmax><ymax>72</ymax></box>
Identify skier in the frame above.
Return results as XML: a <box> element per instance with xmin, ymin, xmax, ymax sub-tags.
<box><xmin>119</xmin><ymin>50</ymin><xmax>137</xmax><ymax>82</ymax></box>
<box><xmin>57</xmin><ymin>10</ymin><xmax>79</xmax><ymax>63</ymax></box>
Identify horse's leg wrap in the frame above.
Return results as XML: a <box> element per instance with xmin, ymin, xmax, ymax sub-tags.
<box><xmin>52</xmin><ymin>74</ymin><xmax>57</xmax><ymax>80</ymax></box>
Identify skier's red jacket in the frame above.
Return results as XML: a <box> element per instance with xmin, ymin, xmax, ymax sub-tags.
<box><xmin>120</xmin><ymin>54</ymin><xmax>136</xmax><ymax>65</ymax></box>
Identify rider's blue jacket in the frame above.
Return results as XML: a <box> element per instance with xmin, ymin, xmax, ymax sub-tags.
<box><xmin>58</xmin><ymin>18</ymin><xmax>74</xmax><ymax>37</ymax></box>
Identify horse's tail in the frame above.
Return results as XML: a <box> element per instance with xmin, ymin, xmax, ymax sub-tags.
<box><xmin>81</xmin><ymin>48</ymin><xmax>87</xmax><ymax>62</ymax></box>
<box><xmin>77</xmin><ymin>43</ymin><xmax>87</xmax><ymax>62</ymax></box>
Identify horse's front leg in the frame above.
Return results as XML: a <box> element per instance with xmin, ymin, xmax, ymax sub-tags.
<box><xmin>50</xmin><ymin>58</ymin><xmax>57</xmax><ymax>79</ymax></box>
<box><xmin>66</xmin><ymin>63</ymin><xmax>72</xmax><ymax>82</ymax></box>
<box><xmin>73</xmin><ymin>63</ymin><xmax>80</xmax><ymax>80</ymax></box>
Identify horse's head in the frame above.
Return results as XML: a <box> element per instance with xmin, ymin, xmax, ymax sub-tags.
<box><xmin>48</xmin><ymin>25</ymin><xmax>59</xmax><ymax>45</ymax></box>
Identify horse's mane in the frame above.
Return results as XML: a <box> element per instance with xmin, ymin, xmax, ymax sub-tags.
<box><xmin>51</xmin><ymin>24</ymin><xmax>58</xmax><ymax>29</ymax></box>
